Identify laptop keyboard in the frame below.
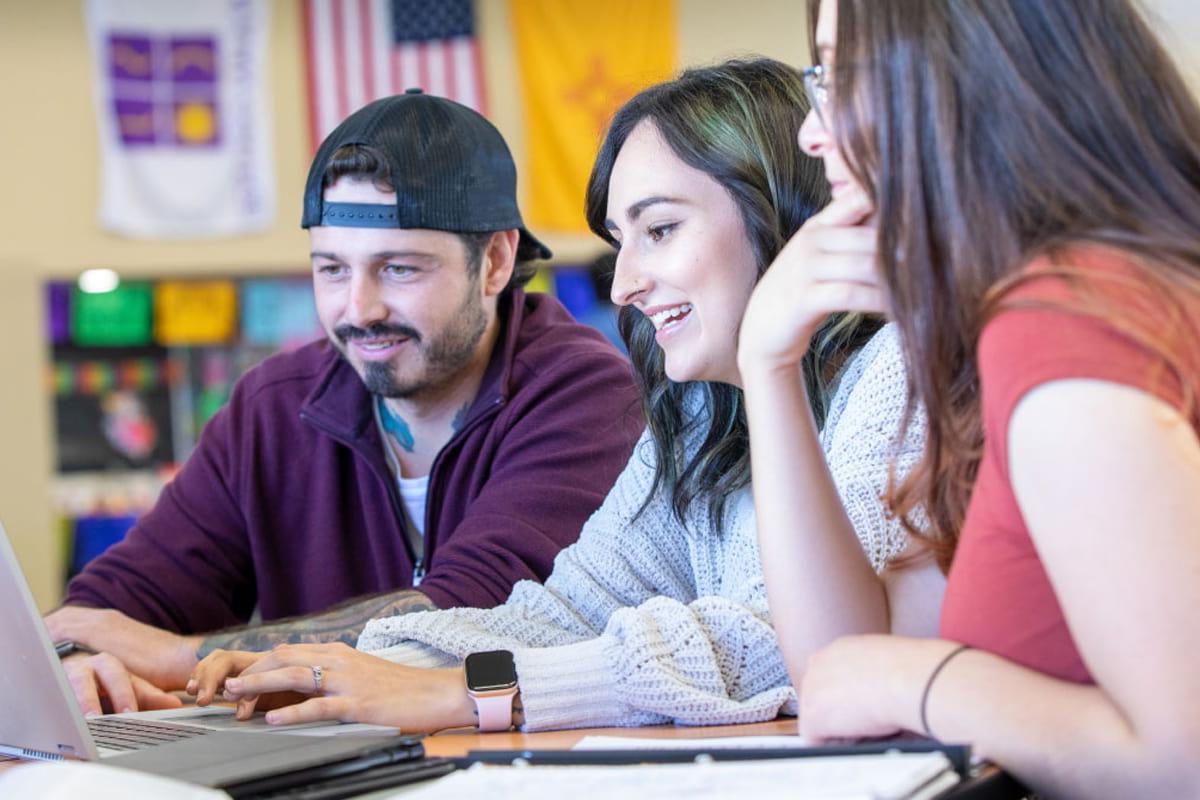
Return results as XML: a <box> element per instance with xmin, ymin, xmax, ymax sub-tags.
<box><xmin>87</xmin><ymin>716</ymin><xmax>210</xmax><ymax>751</ymax></box>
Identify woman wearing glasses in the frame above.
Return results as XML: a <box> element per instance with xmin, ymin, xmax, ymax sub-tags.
<box><xmin>745</xmin><ymin>1</ymin><xmax>1200</xmax><ymax>797</ymax></box>
<box><xmin>185</xmin><ymin>58</ymin><xmax>941</xmax><ymax>734</ymax></box>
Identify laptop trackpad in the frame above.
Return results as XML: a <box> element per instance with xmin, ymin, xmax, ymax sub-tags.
<box><xmin>113</xmin><ymin>706</ymin><xmax>336</xmax><ymax>732</ymax></box>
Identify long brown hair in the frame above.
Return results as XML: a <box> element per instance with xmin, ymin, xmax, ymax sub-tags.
<box><xmin>812</xmin><ymin>0</ymin><xmax>1200</xmax><ymax>569</ymax></box>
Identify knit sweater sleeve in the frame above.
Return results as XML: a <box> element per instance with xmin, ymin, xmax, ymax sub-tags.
<box><xmin>504</xmin><ymin>549</ymin><xmax>794</xmax><ymax>731</ymax></box>
<box><xmin>821</xmin><ymin>324</ymin><xmax>927</xmax><ymax>571</ymax></box>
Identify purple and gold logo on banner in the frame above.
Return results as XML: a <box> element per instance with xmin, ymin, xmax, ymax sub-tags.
<box><xmin>108</xmin><ymin>33</ymin><xmax>220</xmax><ymax>148</ymax></box>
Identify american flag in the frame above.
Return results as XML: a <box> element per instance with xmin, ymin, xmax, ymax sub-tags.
<box><xmin>302</xmin><ymin>0</ymin><xmax>487</xmax><ymax>148</ymax></box>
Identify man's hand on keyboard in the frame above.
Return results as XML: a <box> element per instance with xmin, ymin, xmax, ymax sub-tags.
<box><xmin>46</xmin><ymin>606</ymin><xmax>201</xmax><ymax>691</ymax></box>
<box><xmin>62</xmin><ymin>651</ymin><xmax>184</xmax><ymax>716</ymax></box>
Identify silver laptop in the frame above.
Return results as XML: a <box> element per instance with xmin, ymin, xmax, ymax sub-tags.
<box><xmin>0</xmin><ymin>523</ymin><xmax>446</xmax><ymax>793</ymax></box>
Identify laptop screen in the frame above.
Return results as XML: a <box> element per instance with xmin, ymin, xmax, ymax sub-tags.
<box><xmin>0</xmin><ymin>524</ymin><xmax>99</xmax><ymax>761</ymax></box>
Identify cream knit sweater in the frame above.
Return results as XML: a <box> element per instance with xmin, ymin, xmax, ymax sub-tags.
<box><xmin>358</xmin><ymin>324</ymin><xmax>924</xmax><ymax>731</ymax></box>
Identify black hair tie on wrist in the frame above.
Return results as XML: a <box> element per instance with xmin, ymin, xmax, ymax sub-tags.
<box><xmin>920</xmin><ymin>644</ymin><xmax>973</xmax><ymax>739</ymax></box>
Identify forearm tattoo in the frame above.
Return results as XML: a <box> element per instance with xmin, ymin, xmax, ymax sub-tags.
<box><xmin>197</xmin><ymin>589</ymin><xmax>437</xmax><ymax>659</ymax></box>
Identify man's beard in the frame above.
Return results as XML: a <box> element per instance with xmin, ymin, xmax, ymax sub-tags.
<box><xmin>333</xmin><ymin>293</ymin><xmax>488</xmax><ymax>400</ymax></box>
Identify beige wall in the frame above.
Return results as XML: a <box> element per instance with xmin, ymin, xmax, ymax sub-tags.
<box><xmin>0</xmin><ymin>0</ymin><xmax>1195</xmax><ymax>610</ymax></box>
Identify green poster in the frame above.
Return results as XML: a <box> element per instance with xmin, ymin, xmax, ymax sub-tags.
<box><xmin>72</xmin><ymin>283</ymin><xmax>152</xmax><ymax>346</ymax></box>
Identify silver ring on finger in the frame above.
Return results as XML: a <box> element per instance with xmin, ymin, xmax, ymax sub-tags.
<box><xmin>311</xmin><ymin>664</ymin><xmax>325</xmax><ymax>693</ymax></box>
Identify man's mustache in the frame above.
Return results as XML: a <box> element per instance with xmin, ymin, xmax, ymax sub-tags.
<box><xmin>334</xmin><ymin>322</ymin><xmax>421</xmax><ymax>344</ymax></box>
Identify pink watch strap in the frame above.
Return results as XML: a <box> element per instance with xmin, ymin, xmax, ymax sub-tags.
<box><xmin>473</xmin><ymin>691</ymin><xmax>515</xmax><ymax>732</ymax></box>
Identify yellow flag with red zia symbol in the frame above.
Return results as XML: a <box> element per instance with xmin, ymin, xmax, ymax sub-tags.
<box><xmin>510</xmin><ymin>0</ymin><xmax>677</xmax><ymax>233</ymax></box>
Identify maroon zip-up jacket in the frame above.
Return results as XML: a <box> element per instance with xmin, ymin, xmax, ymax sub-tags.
<box><xmin>64</xmin><ymin>291</ymin><xmax>642</xmax><ymax>633</ymax></box>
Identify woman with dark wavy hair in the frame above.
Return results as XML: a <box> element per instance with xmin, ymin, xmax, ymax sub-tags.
<box><xmin>754</xmin><ymin>1</ymin><xmax>1200</xmax><ymax>797</ymax></box>
<box><xmin>186</xmin><ymin>57</ymin><xmax>934</xmax><ymax>734</ymax></box>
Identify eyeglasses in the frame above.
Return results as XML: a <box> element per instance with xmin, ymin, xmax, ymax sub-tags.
<box><xmin>802</xmin><ymin>65</ymin><xmax>831</xmax><ymax>129</ymax></box>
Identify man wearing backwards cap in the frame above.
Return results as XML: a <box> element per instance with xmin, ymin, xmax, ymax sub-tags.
<box><xmin>46</xmin><ymin>91</ymin><xmax>642</xmax><ymax>714</ymax></box>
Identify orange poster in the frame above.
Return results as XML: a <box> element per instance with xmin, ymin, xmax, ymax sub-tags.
<box><xmin>510</xmin><ymin>0</ymin><xmax>677</xmax><ymax>233</ymax></box>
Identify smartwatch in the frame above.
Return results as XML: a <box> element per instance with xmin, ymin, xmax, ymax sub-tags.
<box><xmin>463</xmin><ymin>650</ymin><xmax>519</xmax><ymax>732</ymax></box>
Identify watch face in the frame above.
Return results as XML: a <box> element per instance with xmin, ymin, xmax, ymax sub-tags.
<box><xmin>465</xmin><ymin>650</ymin><xmax>517</xmax><ymax>692</ymax></box>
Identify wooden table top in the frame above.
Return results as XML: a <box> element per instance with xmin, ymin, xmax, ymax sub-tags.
<box><xmin>421</xmin><ymin>717</ymin><xmax>799</xmax><ymax>758</ymax></box>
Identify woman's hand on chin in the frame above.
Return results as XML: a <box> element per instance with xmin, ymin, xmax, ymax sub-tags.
<box><xmin>189</xmin><ymin>642</ymin><xmax>476</xmax><ymax>732</ymax></box>
<box><xmin>737</xmin><ymin>188</ymin><xmax>883</xmax><ymax>380</ymax></box>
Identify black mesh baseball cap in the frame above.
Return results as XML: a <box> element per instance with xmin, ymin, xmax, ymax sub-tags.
<box><xmin>301</xmin><ymin>89</ymin><xmax>552</xmax><ymax>262</ymax></box>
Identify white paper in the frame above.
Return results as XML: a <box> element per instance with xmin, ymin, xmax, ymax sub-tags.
<box><xmin>0</xmin><ymin>761</ymin><xmax>225</xmax><ymax>800</ymax></box>
<box><xmin>573</xmin><ymin>734</ymin><xmax>815</xmax><ymax>750</ymax></box>
<box><xmin>394</xmin><ymin>755</ymin><xmax>959</xmax><ymax>800</ymax></box>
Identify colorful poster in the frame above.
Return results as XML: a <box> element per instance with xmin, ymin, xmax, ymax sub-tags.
<box><xmin>510</xmin><ymin>0</ymin><xmax>676</xmax><ymax>232</ymax></box>
<box><xmin>552</xmin><ymin>266</ymin><xmax>597</xmax><ymax>320</ymax></box>
<box><xmin>241</xmin><ymin>279</ymin><xmax>322</xmax><ymax>348</ymax></box>
<box><xmin>55</xmin><ymin>383</ymin><xmax>174</xmax><ymax>472</ymax></box>
<box><xmin>72</xmin><ymin>283</ymin><xmax>153</xmax><ymax>346</ymax></box>
<box><xmin>154</xmin><ymin>280</ymin><xmax>238</xmax><ymax>344</ymax></box>
<box><xmin>50</xmin><ymin>358</ymin><xmax>170</xmax><ymax>396</ymax></box>
<box><xmin>524</xmin><ymin>269</ymin><xmax>552</xmax><ymax>296</ymax></box>
<box><xmin>85</xmin><ymin>0</ymin><xmax>274</xmax><ymax>237</ymax></box>
<box><xmin>303</xmin><ymin>0</ymin><xmax>487</xmax><ymax>149</ymax></box>
<box><xmin>47</xmin><ymin>283</ymin><xmax>72</xmax><ymax>345</ymax></box>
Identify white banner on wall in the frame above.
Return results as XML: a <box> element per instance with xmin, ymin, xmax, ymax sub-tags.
<box><xmin>85</xmin><ymin>0</ymin><xmax>275</xmax><ymax>239</ymax></box>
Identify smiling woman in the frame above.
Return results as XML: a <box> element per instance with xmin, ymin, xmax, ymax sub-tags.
<box><xmin>604</xmin><ymin>120</ymin><xmax>758</xmax><ymax>385</ymax></box>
